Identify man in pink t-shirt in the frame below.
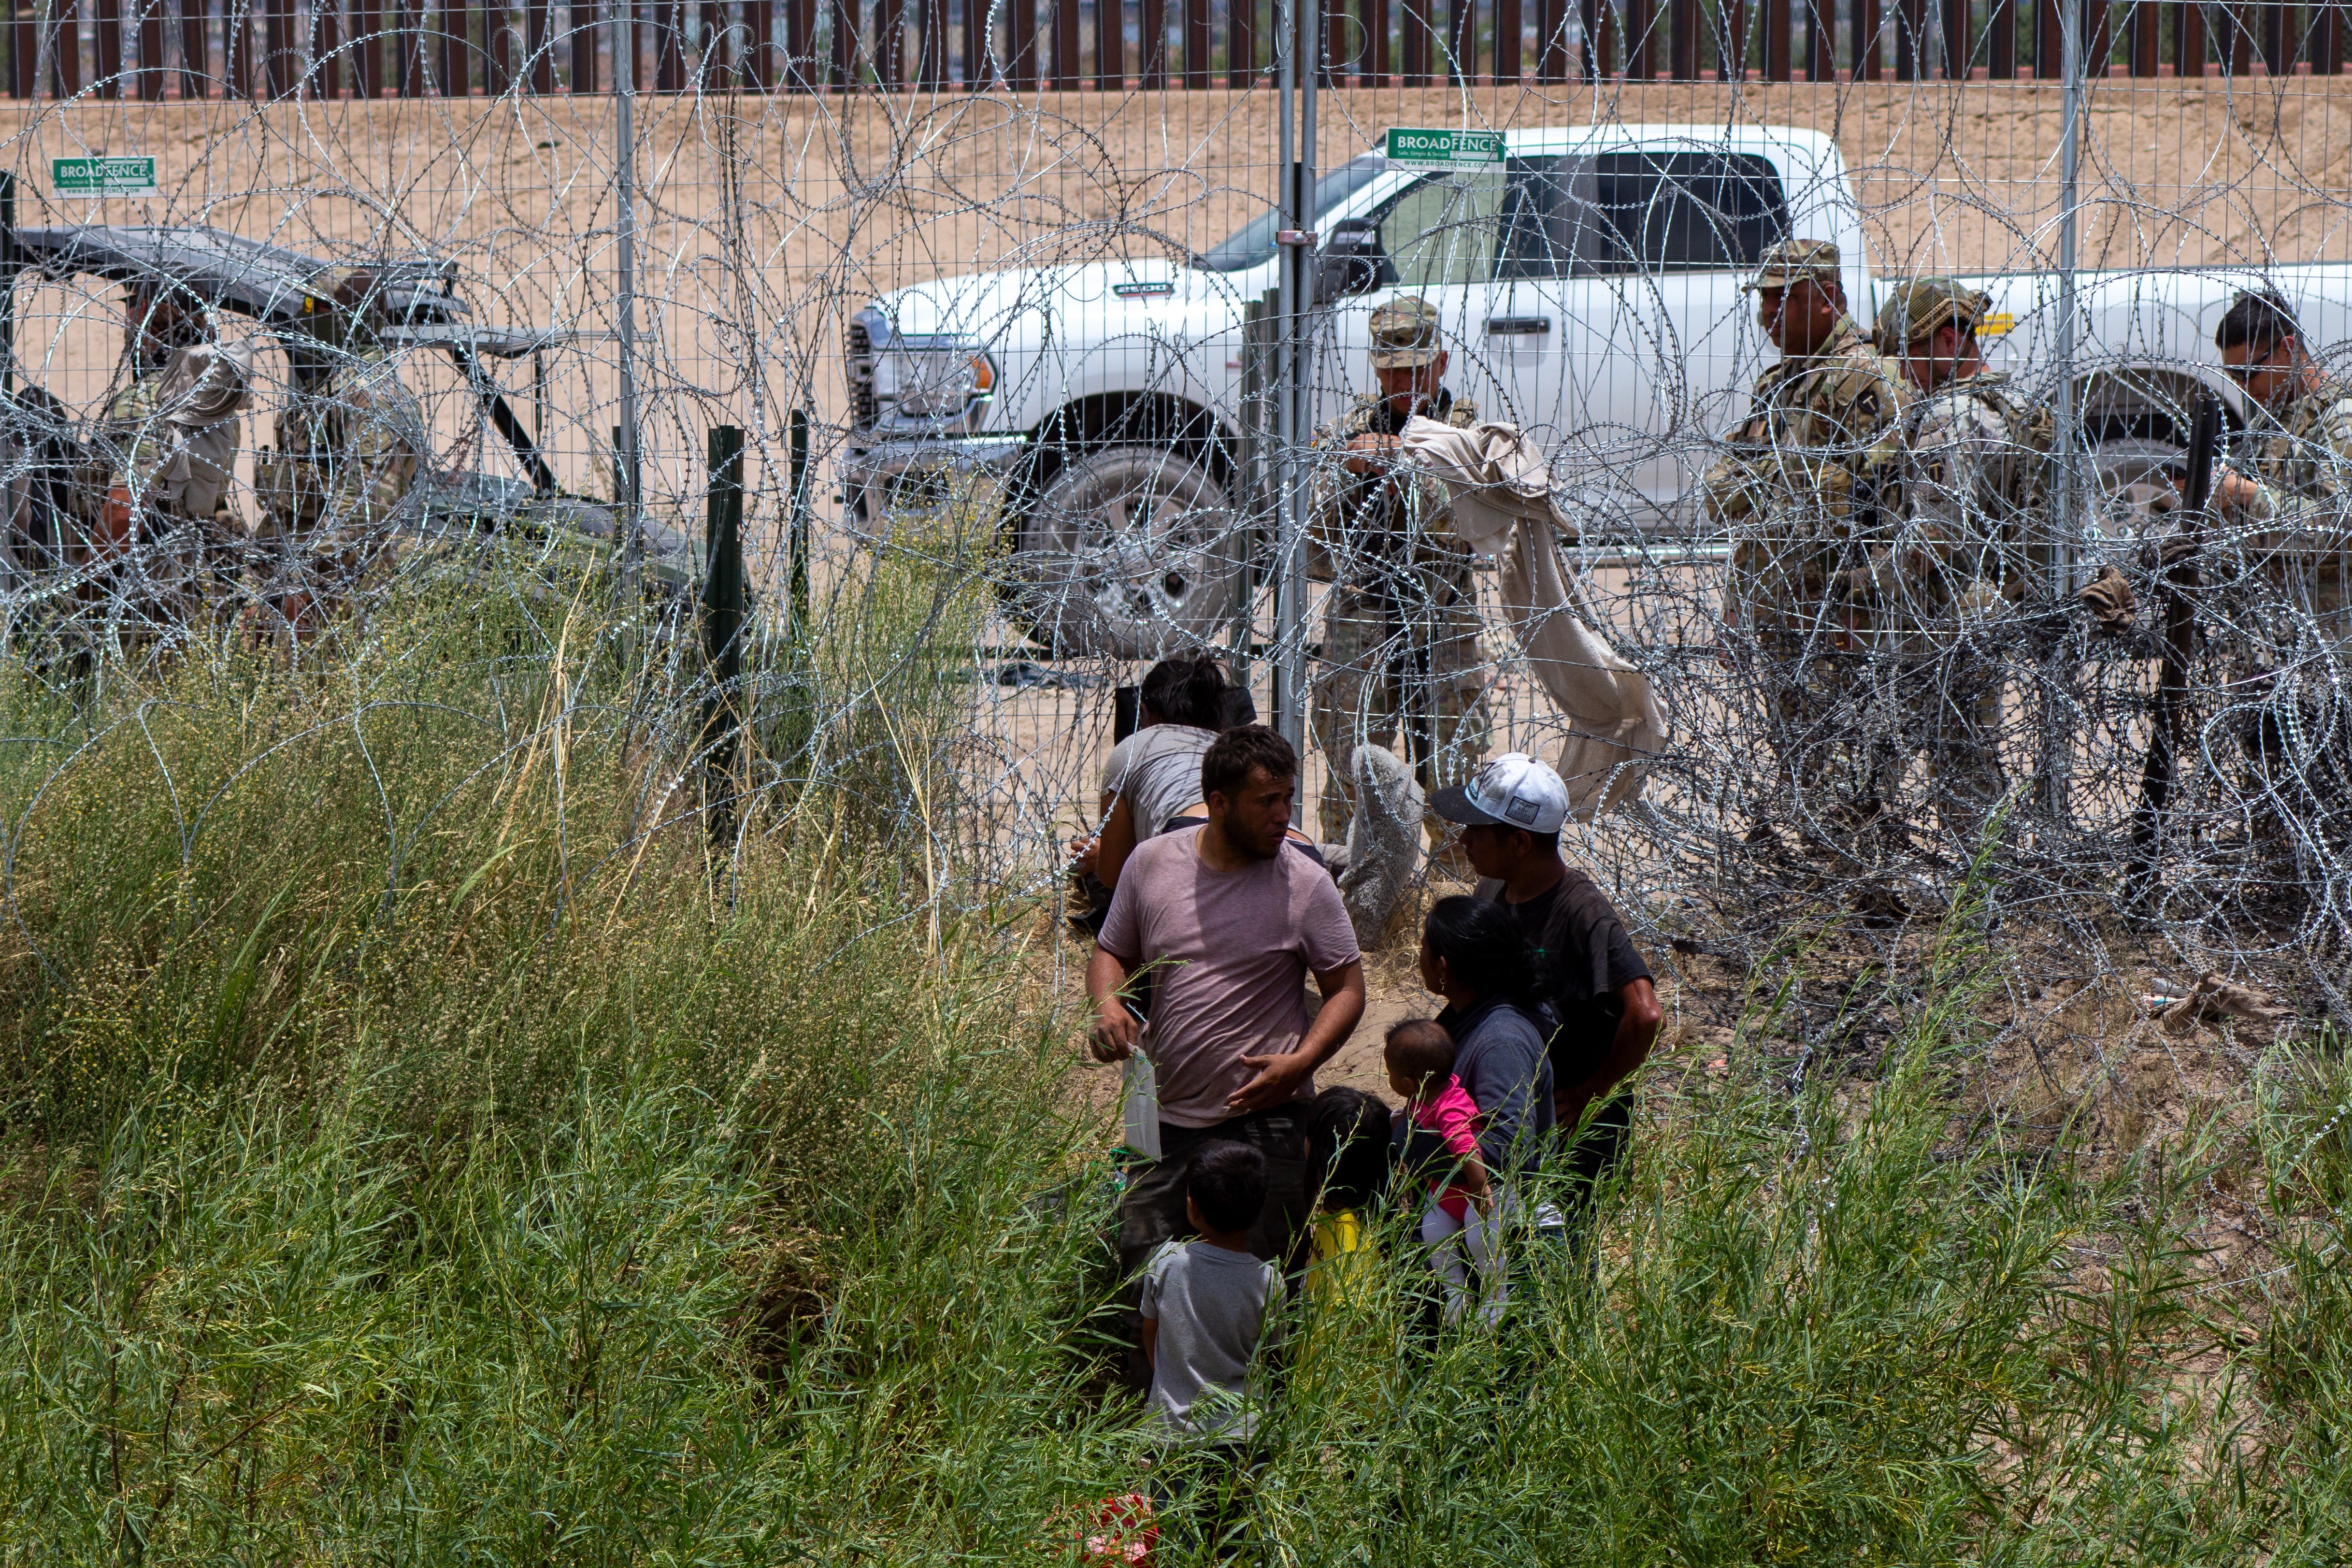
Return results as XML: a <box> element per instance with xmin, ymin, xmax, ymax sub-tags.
<box><xmin>1090</xmin><ymin>725</ymin><xmax>1365</xmax><ymax>1392</ymax></box>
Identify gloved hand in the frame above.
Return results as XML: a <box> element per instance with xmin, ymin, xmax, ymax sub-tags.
<box><xmin>2138</xmin><ymin>529</ymin><xmax>2199</xmax><ymax>575</ymax></box>
<box><xmin>2075</xmin><ymin>565</ymin><xmax>2137</xmax><ymax>638</ymax></box>
<box><xmin>1827</xmin><ymin>547</ymin><xmax>1898</xmax><ymax>606</ymax></box>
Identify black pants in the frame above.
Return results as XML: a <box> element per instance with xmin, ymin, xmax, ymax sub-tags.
<box><xmin>1118</xmin><ymin>1108</ymin><xmax>1311</xmax><ymax>1394</ymax></box>
<box><xmin>1556</xmin><ymin>1094</ymin><xmax>1633</xmax><ymax>1257</ymax></box>
<box><xmin>1149</xmin><ymin>1439</ymin><xmax>1257</xmax><ymax>1560</ymax></box>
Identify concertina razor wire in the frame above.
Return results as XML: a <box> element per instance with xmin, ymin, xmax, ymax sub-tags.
<box><xmin>4</xmin><ymin>0</ymin><xmax>2352</xmax><ymax>1063</ymax></box>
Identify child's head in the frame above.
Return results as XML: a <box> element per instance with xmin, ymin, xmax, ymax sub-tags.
<box><xmin>1305</xmin><ymin>1086</ymin><xmax>1393</xmax><ymax>1213</ymax></box>
<box><xmin>1384</xmin><ymin>1019</ymin><xmax>1456</xmax><ymax>1102</ymax></box>
<box><xmin>1186</xmin><ymin>1142</ymin><xmax>1268</xmax><ymax>1240</ymax></box>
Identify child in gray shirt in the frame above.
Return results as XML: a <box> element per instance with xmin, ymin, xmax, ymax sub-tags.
<box><xmin>1139</xmin><ymin>1143</ymin><xmax>1282</xmax><ymax>1442</ymax></box>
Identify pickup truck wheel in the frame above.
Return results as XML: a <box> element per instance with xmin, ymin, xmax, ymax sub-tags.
<box><xmin>1012</xmin><ymin>444</ymin><xmax>1241</xmax><ymax>659</ymax></box>
<box><xmin>2084</xmin><ymin>437</ymin><xmax>2188</xmax><ymax>544</ymax></box>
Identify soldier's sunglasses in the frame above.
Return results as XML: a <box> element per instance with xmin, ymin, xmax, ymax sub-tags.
<box><xmin>2219</xmin><ymin>349</ymin><xmax>2292</xmax><ymax>379</ymax></box>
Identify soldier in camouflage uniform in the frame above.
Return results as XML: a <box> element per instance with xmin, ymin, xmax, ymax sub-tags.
<box><xmin>2199</xmin><ymin>289</ymin><xmax>2352</xmax><ymax>873</ymax></box>
<box><xmin>1700</xmin><ymin>239</ymin><xmax>1909</xmax><ymax>859</ymax></box>
<box><xmin>255</xmin><ymin>269</ymin><xmax>424</xmax><ymax>640</ymax></box>
<box><xmin>71</xmin><ymin>283</ymin><xmax>251</xmax><ymax>632</ymax></box>
<box><xmin>1307</xmin><ymin>295</ymin><xmax>1487</xmax><ymax>847</ymax></box>
<box><xmin>2204</xmin><ymin>290</ymin><xmax>2352</xmax><ymax>644</ymax></box>
<box><xmin>1854</xmin><ymin>276</ymin><xmax>2037</xmax><ymax>845</ymax></box>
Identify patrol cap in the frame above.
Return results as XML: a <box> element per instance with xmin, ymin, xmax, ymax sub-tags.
<box><xmin>301</xmin><ymin>268</ymin><xmax>382</xmax><ymax>319</ymax></box>
<box><xmin>1369</xmin><ymin>295</ymin><xmax>1444</xmax><ymax>369</ymax></box>
<box><xmin>1875</xmin><ymin>276</ymin><xmax>1993</xmax><ymax>351</ymax></box>
<box><xmin>1743</xmin><ymin>238</ymin><xmax>1842</xmax><ymax>293</ymax></box>
<box><xmin>1430</xmin><ymin>752</ymin><xmax>1570</xmax><ymax>835</ymax></box>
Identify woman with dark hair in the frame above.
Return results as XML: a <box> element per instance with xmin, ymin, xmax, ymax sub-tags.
<box><xmin>1414</xmin><ymin>895</ymin><xmax>1555</xmax><ymax>1181</ymax></box>
<box><xmin>1091</xmin><ymin>656</ymin><xmax>1326</xmax><ymax>889</ymax></box>
<box><xmin>1082</xmin><ymin>655</ymin><xmax>1233</xmax><ymax>892</ymax></box>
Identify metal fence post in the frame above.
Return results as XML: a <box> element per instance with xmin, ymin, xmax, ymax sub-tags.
<box><xmin>1271</xmin><ymin>0</ymin><xmax>1318</xmax><ymax>753</ymax></box>
<box><xmin>1236</xmin><ymin>288</ymin><xmax>1275</xmax><ymax>684</ymax></box>
<box><xmin>788</xmin><ymin>405</ymin><xmax>812</xmax><ymax>628</ymax></box>
<box><xmin>616</xmin><ymin>0</ymin><xmax>644</xmax><ymax>610</ymax></box>
<box><xmin>2039</xmin><ymin>0</ymin><xmax>2084</xmax><ymax>831</ymax></box>
<box><xmin>703</xmin><ymin>425</ymin><xmax>747</xmax><ymax>842</ymax></box>
<box><xmin>0</xmin><ymin>170</ymin><xmax>15</xmax><ymax>398</ymax></box>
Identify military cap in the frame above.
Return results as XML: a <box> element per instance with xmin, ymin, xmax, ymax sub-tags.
<box><xmin>1369</xmin><ymin>295</ymin><xmax>1444</xmax><ymax>369</ymax></box>
<box><xmin>1875</xmin><ymin>276</ymin><xmax>1993</xmax><ymax>351</ymax></box>
<box><xmin>300</xmin><ymin>268</ymin><xmax>382</xmax><ymax>316</ymax></box>
<box><xmin>1742</xmin><ymin>238</ymin><xmax>1842</xmax><ymax>293</ymax></box>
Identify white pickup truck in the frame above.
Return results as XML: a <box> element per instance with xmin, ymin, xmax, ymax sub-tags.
<box><xmin>843</xmin><ymin>122</ymin><xmax>2352</xmax><ymax>658</ymax></box>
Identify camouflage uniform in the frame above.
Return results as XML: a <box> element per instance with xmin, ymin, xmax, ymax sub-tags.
<box><xmin>70</xmin><ymin>337</ymin><xmax>251</xmax><ymax>629</ymax></box>
<box><xmin>255</xmin><ymin>315</ymin><xmax>424</xmax><ymax>605</ymax></box>
<box><xmin>2235</xmin><ymin>376</ymin><xmax>2352</xmax><ymax>643</ymax></box>
<box><xmin>2220</xmin><ymin>374</ymin><xmax>2352</xmax><ymax>868</ymax></box>
<box><xmin>1701</xmin><ymin>240</ymin><xmax>1908</xmax><ymax>847</ymax></box>
<box><xmin>1308</xmin><ymin>297</ymin><xmax>1487</xmax><ymax>843</ymax></box>
<box><xmin>1862</xmin><ymin>278</ymin><xmax>2039</xmax><ymax>841</ymax></box>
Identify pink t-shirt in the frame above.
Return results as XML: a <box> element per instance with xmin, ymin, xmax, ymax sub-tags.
<box><xmin>1097</xmin><ymin>826</ymin><xmax>1361</xmax><ymax>1128</ymax></box>
<box><xmin>1405</xmin><ymin>1077</ymin><xmax>1483</xmax><ymax>1221</ymax></box>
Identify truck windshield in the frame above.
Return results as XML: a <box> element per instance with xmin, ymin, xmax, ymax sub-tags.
<box><xmin>1198</xmin><ymin>158</ymin><xmax>1389</xmax><ymax>273</ymax></box>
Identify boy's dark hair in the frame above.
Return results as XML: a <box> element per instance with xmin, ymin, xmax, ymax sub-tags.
<box><xmin>2216</xmin><ymin>289</ymin><xmax>2301</xmax><ymax>356</ymax></box>
<box><xmin>1200</xmin><ymin>724</ymin><xmax>1297</xmax><ymax>804</ymax></box>
<box><xmin>1139</xmin><ymin>654</ymin><xmax>1233</xmax><ymax>731</ymax></box>
<box><xmin>1384</xmin><ymin>1018</ymin><xmax>1457</xmax><ymax>1087</ymax></box>
<box><xmin>1305</xmin><ymin>1087</ymin><xmax>1394</xmax><ymax>1211</ymax></box>
<box><xmin>1188</xmin><ymin>1142</ymin><xmax>1269</xmax><ymax>1236</ymax></box>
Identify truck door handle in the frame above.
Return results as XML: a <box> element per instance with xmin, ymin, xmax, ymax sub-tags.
<box><xmin>1485</xmin><ymin>316</ymin><xmax>1551</xmax><ymax>336</ymax></box>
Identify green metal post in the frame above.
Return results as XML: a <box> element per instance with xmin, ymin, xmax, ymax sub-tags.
<box><xmin>788</xmin><ymin>406</ymin><xmax>811</xmax><ymax>629</ymax></box>
<box><xmin>703</xmin><ymin>425</ymin><xmax>747</xmax><ymax>844</ymax></box>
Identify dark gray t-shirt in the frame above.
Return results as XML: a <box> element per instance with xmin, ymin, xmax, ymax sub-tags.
<box><xmin>1139</xmin><ymin>1238</ymin><xmax>1281</xmax><ymax>1439</ymax></box>
<box><xmin>1436</xmin><ymin>997</ymin><xmax>1556</xmax><ymax>1176</ymax></box>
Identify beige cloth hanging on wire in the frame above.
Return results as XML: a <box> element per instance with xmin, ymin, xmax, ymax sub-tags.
<box><xmin>1397</xmin><ymin>415</ymin><xmax>1666</xmax><ymax>817</ymax></box>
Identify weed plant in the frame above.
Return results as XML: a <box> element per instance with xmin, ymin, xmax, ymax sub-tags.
<box><xmin>0</xmin><ymin>554</ymin><xmax>2349</xmax><ymax>1561</ymax></box>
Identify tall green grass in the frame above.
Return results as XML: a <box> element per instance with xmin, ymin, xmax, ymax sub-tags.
<box><xmin>1</xmin><ymin>554</ymin><xmax>2349</xmax><ymax>1561</ymax></box>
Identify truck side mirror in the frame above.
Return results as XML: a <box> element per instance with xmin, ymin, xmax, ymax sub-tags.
<box><xmin>1316</xmin><ymin>218</ymin><xmax>1389</xmax><ymax>305</ymax></box>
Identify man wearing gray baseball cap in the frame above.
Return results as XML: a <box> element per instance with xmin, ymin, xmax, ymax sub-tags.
<box><xmin>1431</xmin><ymin>754</ymin><xmax>1663</xmax><ymax>1225</ymax></box>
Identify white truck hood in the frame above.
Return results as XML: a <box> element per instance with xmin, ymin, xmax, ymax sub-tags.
<box><xmin>866</xmin><ymin>259</ymin><xmax>1260</xmax><ymax>433</ymax></box>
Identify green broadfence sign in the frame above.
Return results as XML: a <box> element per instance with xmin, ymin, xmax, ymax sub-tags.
<box><xmin>1383</xmin><ymin>128</ymin><xmax>1506</xmax><ymax>167</ymax></box>
<box><xmin>53</xmin><ymin>156</ymin><xmax>157</xmax><ymax>196</ymax></box>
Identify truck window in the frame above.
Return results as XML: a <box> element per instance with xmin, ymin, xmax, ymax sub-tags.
<box><xmin>1199</xmin><ymin>157</ymin><xmax>1389</xmax><ymax>273</ymax></box>
<box><xmin>1499</xmin><ymin>151</ymin><xmax>1788</xmax><ymax>279</ymax></box>
<box><xmin>1375</xmin><ymin>169</ymin><xmax>1508</xmax><ymax>288</ymax></box>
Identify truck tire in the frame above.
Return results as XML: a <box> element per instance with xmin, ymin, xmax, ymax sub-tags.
<box><xmin>1010</xmin><ymin>444</ymin><xmax>1243</xmax><ymax>660</ymax></box>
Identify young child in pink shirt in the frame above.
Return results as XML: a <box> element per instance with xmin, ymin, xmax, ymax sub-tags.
<box><xmin>1385</xmin><ymin>1020</ymin><xmax>1505</xmax><ymax>1325</ymax></box>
